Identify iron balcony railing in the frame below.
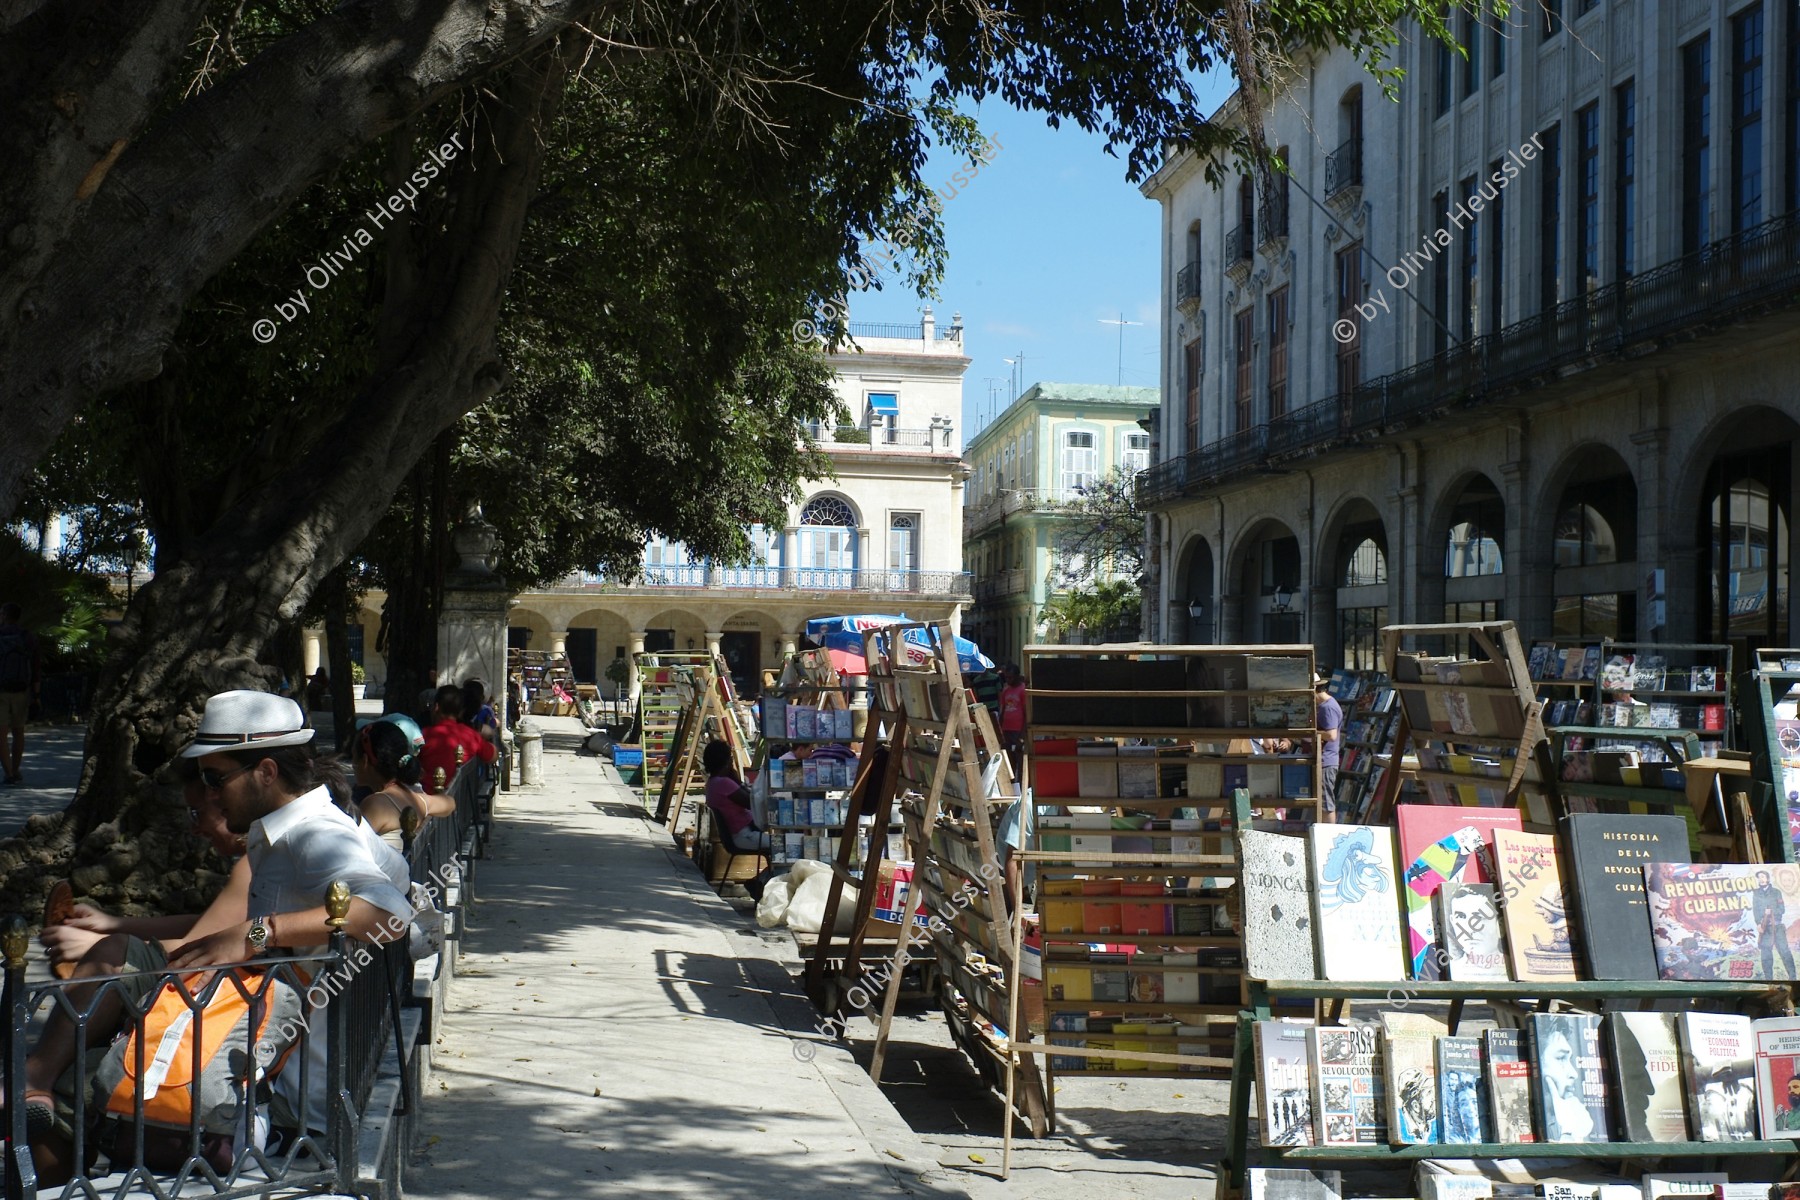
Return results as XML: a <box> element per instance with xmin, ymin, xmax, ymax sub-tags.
<box><xmin>846</xmin><ymin>321</ymin><xmax>928</xmax><ymax>340</ymax></box>
<box><xmin>1224</xmin><ymin>223</ymin><xmax>1254</xmax><ymax>268</ymax></box>
<box><xmin>1140</xmin><ymin>208</ymin><xmax>1800</xmax><ymax>506</ymax></box>
<box><xmin>1175</xmin><ymin>261</ymin><xmax>1202</xmax><ymax>307</ymax></box>
<box><xmin>561</xmin><ymin>567</ymin><xmax>973</xmax><ymax>597</ymax></box>
<box><xmin>1257</xmin><ymin>190</ymin><xmax>1290</xmax><ymax>244</ymax></box>
<box><xmin>1325</xmin><ymin>137</ymin><xmax>1362</xmax><ymax>198</ymax></box>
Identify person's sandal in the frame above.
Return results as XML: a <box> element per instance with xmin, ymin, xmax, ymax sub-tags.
<box><xmin>2</xmin><ymin>1090</ymin><xmax>58</xmax><ymax>1139</ymax></box>
<box><xmin>41</xmin><ymin>880</ymin><xmax>77</xmax><ymax>981</ymax></box>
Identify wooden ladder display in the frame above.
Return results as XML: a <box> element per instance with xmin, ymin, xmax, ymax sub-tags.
<box><xmin>1734</xmin><ymin>646</ymin><xmax>1800</xmax><ymax>864</ymax></box>
<box><xmin>1368</xmin><ymin>621</ymin><xmax>1554</xmax><ymax>826</ymax></box>
<box><xmin>805</xmin><ymin>626</ymin><xmax>912</xmax><ymax>1014</ymax></box>
<box><xmin>657</xmin><ymin>655</ymin><xmax>752</xmax><ymax>836</ymax></box>
<box><xmin>865</xmin><ymin>622</ymin><xmax>1046</xmax><ymax>1134</ymax></box>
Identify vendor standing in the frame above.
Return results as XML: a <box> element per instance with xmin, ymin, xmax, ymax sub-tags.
<box><xmin>1315</xmin><ymin>673</ymin><xmax>1342</xmax><ymax>821</ymax></box>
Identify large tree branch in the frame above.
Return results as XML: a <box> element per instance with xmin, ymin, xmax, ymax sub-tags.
<box><xmin>0</xmin><ymin>0</ymin><xmax>601</xmax><ymax>521</ymax></box>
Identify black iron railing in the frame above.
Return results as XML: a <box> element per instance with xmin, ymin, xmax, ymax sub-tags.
<box><xmin>1325</xmin><ymin>137</ymin><xmax>1362</xmax><ymax>198</ymax></box>
<box><xmin>1224</xmin><ymin>223</ymin><xmax>1254</xmax><ymax>268</ymax></box>
<box><xmin>1257</xmin><ymin>190</ymin><xmax>1290</xmax><ymax>244</ymax></box>
<box><xmin>1176</xmin><ymin>261</ymin><xmax>1202</xmax><ymax>307</ymax></box>
<box><xmin>1139</xmin><ymin>208</ymin><xmax>1800</xmax><ymax>506</ymax></box>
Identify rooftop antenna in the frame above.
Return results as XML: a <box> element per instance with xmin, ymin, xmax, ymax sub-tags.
<box><xmin>1098</xmin><ymin>313</ymin><xmax>1143</xmax><ymax>385</ymax></box>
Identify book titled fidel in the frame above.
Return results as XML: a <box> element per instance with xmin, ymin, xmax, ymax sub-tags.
<box><xmin>1608</xmin><ymin>1011</ymin><xmax>1690</xmax><ymax>1142</ymax></box>
<box><xmin>1561</xmin><ymin>813</ymin><xmax>1692</xmax><ymax>980</ymax></box>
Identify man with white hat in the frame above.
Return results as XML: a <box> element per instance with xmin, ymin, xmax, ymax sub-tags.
<box><xmin>167</xmin><ymin>688</ymin><xmax>412</xmax><ymax>1136</ymax></box>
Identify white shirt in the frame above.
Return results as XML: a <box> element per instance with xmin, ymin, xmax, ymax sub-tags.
<box><xmin>246</xmin><ymin>785</ymin><xmax>412</xmax><ymax>1132</ymax></box>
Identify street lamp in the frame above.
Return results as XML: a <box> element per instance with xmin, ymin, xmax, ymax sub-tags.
<box><xmin>1187</xmin><ymin>598</ymin><xmax>1207</xmax><ymax>622</ymax></box>
<box><xmin>1273</xmin><ymin>585</ymin><xmax>1292</xmax><ymax>613</ymax></box>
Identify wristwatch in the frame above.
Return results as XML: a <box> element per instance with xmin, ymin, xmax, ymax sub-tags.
<box><xmin>247</xmin><ymin>915</ymin><xmax>272</xmax><ymax>954</ymax></box>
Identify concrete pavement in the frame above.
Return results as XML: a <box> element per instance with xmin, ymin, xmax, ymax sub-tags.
<box><xmin>405</xmin><ymin>717</ymin><xmax>970</xmax><ymax>1198</ymax></box>
<box><xmin>0</xmin><ymin>721</ymin><xmax>86</xmax><ymax>837</ymax></box>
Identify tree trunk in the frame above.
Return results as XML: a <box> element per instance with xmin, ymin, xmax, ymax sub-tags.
<box><xmin>0</xmin><ymin>45</ymin><xmax>565</xmax><ymax>918</ymax></box>
<box><xmin>323</xmin><ymin>568</ymin><xmax>358</xmax><ymax>754</ymax></box>
<box><xmin>0</xmin><ymin>0</ymin><xmax>600</xmax><ymax>522</ymax></box>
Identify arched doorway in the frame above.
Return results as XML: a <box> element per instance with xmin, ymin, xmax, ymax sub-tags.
<box><xmin>1179</xmin><ymin>537</ymin><xmax>1217</xmax><ymax>643</ymax></box>
<box><xmin>1235</xmin><ymin>519</ymin><xmax>1304</xmax><ymax>643</ymax></box>
<box><xmin>1549</xmin><ymin>446</ymin><xmax>1638</xmax><ymax>638</ymax></box>
<box><xmin>1698</xmin><ymin>440</ymin><xmax>1794</xmax><ymax>652</ymax></box>
<box><xmin>1329</xmin><ymin>500</ymin><xmax>1389</xmax><ymax>670</ymax></box>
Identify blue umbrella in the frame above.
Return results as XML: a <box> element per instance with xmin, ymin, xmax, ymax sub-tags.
<box><xmin>803</xmin><ymin>615</ymin><xmax>995</xmax><ymax>674</ymax></box>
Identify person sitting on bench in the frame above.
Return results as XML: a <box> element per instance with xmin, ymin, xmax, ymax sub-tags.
<box><xmin>702</xmin><ymin>739</ymin><xmax>770</xmax><ymax>855</ymax></box>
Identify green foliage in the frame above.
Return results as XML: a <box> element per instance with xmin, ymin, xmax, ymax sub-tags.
<box><xmin>605</xmin><ymin>657</ymin><xmax>631</xmax><ymax>687</ymax></box>
<box><xmin>47</xmin><ymin>582</ymin><xmax>113</xmax><ymax>673</ymax></box>
<box><xmin>351</xmin><ymin>661</ymin><xmax>366</xmax><ymax>685</ymax></box>
<box><xmin>832</xmin><ymin>426</ymin><xmax>872</xmax><ymax>444</ymax></box>
<box><xmin>1040</xmin><ymin>578</ymin><xmax>1142</xmax><ymax>643</ymax></box>
<box><xmin>1051</xmin><ymin>467</ymin><xmax>1147</xmax><ymax>589</ymax></box>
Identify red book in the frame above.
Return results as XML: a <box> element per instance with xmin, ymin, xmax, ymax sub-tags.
<box><xmin>1701</xmin><ymin>704</ymin><xmax>1725</xmax><ymax>731</ymax></box>
<box><xmin>1395</xmin><ymin>803</ymin><xmax>1523</xmax><ymax>886</ymax></box>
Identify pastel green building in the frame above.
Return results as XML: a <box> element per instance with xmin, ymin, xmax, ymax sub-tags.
<box><xmin>962</xmin><ymin>382</ymin><xmax>1159</xmax><ymax>665</ymax></box>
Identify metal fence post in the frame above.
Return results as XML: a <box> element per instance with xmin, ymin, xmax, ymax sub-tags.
<box><xmin>3</xmin><ymin>915</ymin><xmax>36</xmax><ymax>1200</ymax></box>
<box><xmin>324</xmin><ymin>882</ymin><xmax>356</xmax><ymax>1195</ymax></box>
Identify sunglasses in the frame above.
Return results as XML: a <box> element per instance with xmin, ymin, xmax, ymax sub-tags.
<box><xmin>198</xmin><ymin>763</ymin><xmax>255</xmax><ymax>791</ymax></box>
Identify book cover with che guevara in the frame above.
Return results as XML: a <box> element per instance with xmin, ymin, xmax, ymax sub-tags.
<box><xmin>1644</xmin><ymin>862</ymin><xmax>1800</xmax><ymax>982</ymax></box>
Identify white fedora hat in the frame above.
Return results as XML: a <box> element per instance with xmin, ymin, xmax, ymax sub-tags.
<box><xmin>180</xmin><ymin>689</ymin><xmax>315</xmax><ymax>758</ymax></box>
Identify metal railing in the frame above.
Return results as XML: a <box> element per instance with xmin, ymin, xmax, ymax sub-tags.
<box><xmin>846</xmin><ymin>321</ymin><xmax>926</xmax><ymax>341</ymax></box>
<box><xmin>1325</xmin><ymin>137</ymin><xmax>1362</xmax><ymax>198</ymax></box>
<box><xmin>1140</xmin><ymin>208</ymin><xmax>1800</xmax><ymax>506</ymax></box>
<box><xmin>963</xmin><ymin>486</ymin><xmax>1100</xmax><ymax>531</ymax></box>
<box><xmin>1257</xmin><ymin>191</ymin><xmax>1289</xmax><ymax>244</ymax></box>
<box><xmin>1224</xmin><ymin>223</ymin><xmax>1254</xmax><ymax>267</ymax></box>
<box><xmin>561</xmin><ymin>567</ymin><xmax>972</xmax><ymax>596</ymax></box>
<box><xmin>1175</xmin><ymin>262</ymin><xmax>1202</xmax><ymax>307</ymax></box>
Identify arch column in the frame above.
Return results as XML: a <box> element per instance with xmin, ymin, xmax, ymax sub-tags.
<box><xmin>627</xmin><ymin>629</ymin><xmax>647</xmax><ymax>702</ymax></box>
<box><xmin>1218</xmin><ymin>594</ymin><xmax>1246</xmax><ymax>643</ymax></box>
<box><xmin>782</xmin><ymin>526</ymin><xmax>799</xmax><ymax>587</ymax></box>
<box><xmin>303</xmin><ymin>629</ymin><xmax>323</xmax><ymax>676</ymax></box>
<box><xmin>857</xmin><ymin>526</ymin><xmax>872</xmax><ymax>586</ymax></box>
<box><xmin>779</xmin><ymin>631</ymin><xmax>798</xmax><ymax>661</ymax></box>
<box><xmin>705</xmin><ymin>629</ymin><xmax>723</xmax><ymax>658</ymax></box>
<box><xmin>550</xmin><ymin>629</ymin><xmax>569</xmax><ymax>657</ymax></box>
<box><xmin>1633</xmin><ymin>426</ymin><xmax>1672</xmax><ymax>641</ymax></box>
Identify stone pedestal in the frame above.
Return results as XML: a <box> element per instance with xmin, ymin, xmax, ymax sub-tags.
<box><xmin>437</xmin><ymin>508</ymin><xmax>513</xmax><ymax>736</ymax></box>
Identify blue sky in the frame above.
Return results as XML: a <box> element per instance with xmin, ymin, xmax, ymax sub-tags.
<box><xmin>851</xmin><ymin>87</ymin><xmax>1234</xmax><ymax>447</ymax></box>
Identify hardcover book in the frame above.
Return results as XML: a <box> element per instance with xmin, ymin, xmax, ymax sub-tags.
<box><xmin>1381</xmin><ymin>1011</ymin><xmax>1447</xmax><ymax>1145</ymax></box>
<box><xmin>1246</xmin><ymin>1168</ymin><xmax>1343</xmax><ymax>1200</ymax></box>
<box><xmin>1676</xmin><ymin>1012</ymin><xmax>1757</xmax><ymax>1141</ymax></box>
<box><xmin>1608</xmin><ymin>1011</ymin><xmax>1689</xmax><ymax>1142</ymax></box>
<box><xmin>1255</xmin><ymin>1018</ymin><xmax>1317</xmax><ymax>1146</ymax></box>
<box><xmin>1241</xmin><ymin>830</ymin><xmax>1319</xmax><ymax>981</ymax></box>
<box><xmin>1529</xmin><ymin>1012</ymin><xmax>1612</xmax><ymax>1143</ymax></box>
<box><xmin>1645</xmin><ymin>862</ymin><xmax>1800</xmax><ymax>983</ymax></box>
<box><xmin>1310</xmin><ymin>1022</ymin><xmax>1386</xmax><ymax>1145</ymax></box>
<box><xmin>1751</xmin><ymin>1014</ymin><xmax>1800</xmax><ymax>1138</ymax></box>
<box><xmin>1494</xmin><ymin>829</ymin><xmax>1580</xmax><ymax>982</ymax></box>
<box><xmin>1308</xmin><ymin>823</ymin><xmax>1407</xmax><ymax>981</ymax></box>
<box><xmin>1396</xmin><ymin>803</ymin><xmax>1520</xmax><ymax>980</ymax></box>
<box><xmin>1561</xmin><ymin>813</ymin><xmax>1693</xmax><ymax>980</ymax></box>
<box><xmin>1437</xmin><ymin>882</ymin><xmax>1510</xmax><ymax>980</ymax></box>
<box><xmin>1437</xmin><ymin>1035</ymin><xmax>1490</xmax><ymax>1143</ymax></box>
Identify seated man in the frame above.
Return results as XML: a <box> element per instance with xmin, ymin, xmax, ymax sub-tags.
<box><xmin>18</xmin><ymin>689</ymin><xmax>411</xmax><ymax>1182</ymax></box>
<box><xmin>419</xmin><ymin>684</ymin><xmax>497</xmax><ymax>793</ymax></box>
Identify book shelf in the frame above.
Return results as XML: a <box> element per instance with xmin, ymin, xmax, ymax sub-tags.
<box><xmin>637</xmin><ymin>655</ymin><xmax>708</xmax><ymax>807</ymax></box>
<box><xmin>1594</xmin><ymin>639</ymin><xmax>1733</xmax><ymax>754</ymax></box>
<box><xmin>1371</xmin><ymin>621</ymin><xmax>1555</xmax><ymax>826</ymax></box>
<box><xmin>1526</xmin><ymin>638</ymin><xmax>1602</xmax><ymax>728</ymax></box>
<box><xmin>1546</xmin><ymin>725</ymin><xmax>1702</xmax><ymax>811</ymax></box>
<box><xmin>867</xmin><ymin>623</ymin><xmax>1047</xmax><ymax>1136</ymax></box>
<box><xmin>1217</xmin><ymin>768</ymin><xmax>1799</xmax><ymax>1193</ymax></box>
<box><xmin>1736</xmin><ymin>648</ymin><xmax>1800</xmax><ymax>864</ymax></box>
<box><xmin>654</xmin><ymin>654</ymin><xmax>752</xmax><ymax>837</ymax></box>
<box><xmin>1328</xmin><ymin>670</ymin><xmax>1400</xmax><ymax>823</ymax></box>
<box><xmin>756</xmin><ymin>657</ymin><xmax>860</xmax><ymax>868</ymax></box>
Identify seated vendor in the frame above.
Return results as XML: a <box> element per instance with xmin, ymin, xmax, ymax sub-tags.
<box><xmin>702</xmin><ymin>739</ymin><xmax>770</xmax><ymax>855</ymax></box>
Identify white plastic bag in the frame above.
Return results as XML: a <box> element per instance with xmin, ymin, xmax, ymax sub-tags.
<box><xmin>784</xmin><ymin>866</ymin><xmax>858</xmax><ymax>936</ymax></box>
<box><xmin>754</xmin><ymin>878</ymin><xmax>793</xmax><ymax>928</ymax></box>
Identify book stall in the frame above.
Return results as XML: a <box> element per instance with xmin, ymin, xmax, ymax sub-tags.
<box><xmin>1329</xmin><ymin>669</ymin><xmax>1402</xmax><ymax>823</ymax></box>
<box><xmin>654</xmin><ymin>652</ymin><xmax>754</xmax><ymax>844</ymax></box>
<box><xmin>513</xmin><ymin>648</ymin><xmax>577</xmax><ymax>716</ymax></box>
<box><xmin>1740</xmin><ymin>648</ymin><xmax>1800</xmax><ymax>866</ymax></box>
<box><xmin>1527</xmin><ymin>639</ymin><xmax>1604</xmax><ymax>729</ymax></box>
<box><xmin>866</xmin><ymin>625</ymin><xmax>1047</xmax><ymax>1132</ymax></box>
<box><xmin>1214</xmin><ymin>621</ymin><xmax>1800</xmax><ymax>1200</ymax></box>
<box><xmin>637</xmin><ymin>650</ymin><xmax>726</xmax><ymax>810</ymax></box>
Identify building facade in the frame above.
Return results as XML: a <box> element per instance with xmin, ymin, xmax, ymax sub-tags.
<box><xmin>962</xmin><ymin>382</ymin><xmax>1158</xmax><ymax>666</ymax></box>
<box><xmin>501</xmin><ymin>311</ymin><xmax>973</xmax><ymax>696</ymax></box>
<box><xmin>1141</xmin><ymin>1</ymin><xmax>1800</xmax><ymax>669</ymax></box>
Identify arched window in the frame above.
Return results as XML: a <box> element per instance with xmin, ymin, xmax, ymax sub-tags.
<box><xmin>1445</xmin><ymin>478</ymin><xmax>1505</xmax><ymax>577</ymax></box>
<box><xmin>1342</xmin><ymin>537</ymin><xmax>1388</xmax><ymax>586</ymax></box>
<box><xmin>798</xmin><ymin>495</ymin><xmax>857</xmax><ymax>583</ymax></box>
<box><xmin>1553</xmin><ymin>502</ymin><xmax>1620</xmax><ymax>567</ymax></box>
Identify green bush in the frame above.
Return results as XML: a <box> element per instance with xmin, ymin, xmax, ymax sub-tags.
<box><xmin>832</xmin><ymin>426</ymin><xmax>871</xmax><ymax>444</ymax></box>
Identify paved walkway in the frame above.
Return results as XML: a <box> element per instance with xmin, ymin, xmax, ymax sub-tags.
<box><xmin>406</xmin><ymin>717</ymin><xmax>969</xmax><ymax>1199</ymax></box>
<box><xmin>0</xmin><ymin>722</ymin><xmax>87</xmax><ymax>837</ymax></box>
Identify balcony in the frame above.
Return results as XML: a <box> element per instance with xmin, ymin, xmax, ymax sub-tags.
<box><xmin>1325</xmin><ymin>137</ymin><xmax>1362</xmax><ymax>200</ymax></box>
<box><xmin>1139</xmin><ymin>209</ymin><xmax>1800</xmax><ymax>508</ymax></box>
<box><xmin>1224</xmin><ymin>223</ymin><xmax>1253</xmax><ymax>278</ymax></box>
<box><xmin>1256</xmin><ymin>191</ymin><xmax>1289</xmax><ymax>249</ymax></box>
<box><xmin>1175</xmin><ymin>261</ymin><xmax>1202</xmax><ymax>315</ymax></box>
<box><xmin>550</xmin><ymin>566</ymin><xmax>974</xmax><ymax>598</ymax></box>
<box><xmin>971</xmin><ymin>568</ymin><xmax>1029</xmax><ymax>602</ymax></box>
<box><xmin>962</xmin><ymin>487</ymin><xmax>1093</xmax><ymax>533</ymax></box>
<box><xmin>815</xmin><ymin>424</ymin><xmax>956</xmax><ymax>451</ymax></box>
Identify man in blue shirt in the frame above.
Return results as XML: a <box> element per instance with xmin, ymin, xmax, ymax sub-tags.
<box><xmin>1315</xmin><ymin>674</ymin><xmax>1343</xmax><ymax>822</ymax></box>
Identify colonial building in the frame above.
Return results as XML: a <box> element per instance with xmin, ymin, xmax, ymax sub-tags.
<box><xmin>962</xmin><ymin>382</ymin><xmax>1158</xmax><ymax>666</ymax></box>
<box><xmin>1140</xmin><ymin>1</ymin><xmax>1800</xmax><ymax>669</ymax></box>
<box><xmin>500</xmin><ymin>311</ymin><xmax>973</xmax><ymax>696</ymax></box>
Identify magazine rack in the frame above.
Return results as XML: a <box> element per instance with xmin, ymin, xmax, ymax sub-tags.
<box><xmin>1328</xmin><ymin>670</ymin><xmax>1400</xmax><ymax>822</ymax></box>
